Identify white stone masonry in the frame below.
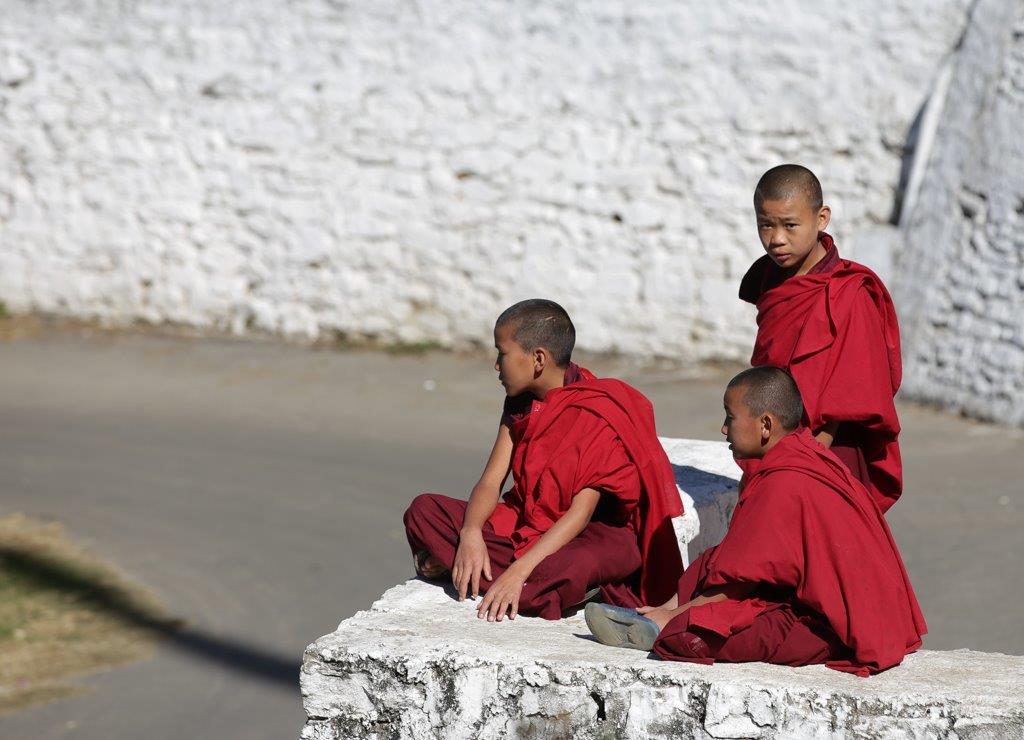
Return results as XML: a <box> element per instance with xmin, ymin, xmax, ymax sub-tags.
<box><xmin>1</xmin><ymin>1</ymin><xmax>972</xmax><ymax>361</ymax></box>
<box><xmin>891</xmin><ymin>0</ymin><xmax>1024</xmax><ymax>425</ymax></box>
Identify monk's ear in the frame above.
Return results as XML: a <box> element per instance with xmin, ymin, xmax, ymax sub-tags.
<box><xmin>817</xmin><ymin>205</ymin><xmax>832</xmax><ymax>232</ymax></box>
<box><xmin>532</xmin><ymin>347</ymin><xmax>546</xmax><ymax>375</ymax></box>
<box><xmin>760</xmin><ymin>414</ymin><xmax>773</xmax><ymax>445</ymax></box>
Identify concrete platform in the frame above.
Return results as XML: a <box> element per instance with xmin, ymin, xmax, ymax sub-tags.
<box><xmin>659</xmin><ymin>437</ymin><xmax>741</xmax><ymax>566</ymax></box>
<box><xmin>301</xmin><ymin>579</ymin><xmax>1024</xmax><ymax>739</ymax></box>
<box><xmin>300</xmin><ymin>438</ymin><xmax>1024</xmax><ymax>738</ymax></box>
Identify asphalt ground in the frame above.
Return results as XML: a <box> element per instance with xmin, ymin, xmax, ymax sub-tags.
<box><xmin>0</xmin><ymin>331</ymin><xmax>1021</xmax><ymax>739</ymax></box>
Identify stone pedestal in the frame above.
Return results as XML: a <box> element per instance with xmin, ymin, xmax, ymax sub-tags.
<box><xmin>300</xmin><ymin>438</ymin><xmax>1024</xmax><ymax>738</ymax></box>
<box><xmin>302</xmin><ymin>579</ymin><xmax>1024</xmax><ymax>739</ymax></box>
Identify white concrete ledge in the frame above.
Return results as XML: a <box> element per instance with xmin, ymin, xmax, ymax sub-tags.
<box><xmin>301</xmin><ymin>580</ymin><xmax>1024</xmax><ymax>739</ymax></box>
<box><xmin>660</xmin><ymin>437</ymin><xmax>740</xmax><ymax>566</ymax></box>
<box><xmin>301</xmin><ymin>438</ymin><xmax>1024</xmax><ymax>738</ymax></box>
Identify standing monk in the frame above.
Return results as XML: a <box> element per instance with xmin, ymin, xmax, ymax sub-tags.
<box><xmin>404</xmin><ymin>299</ymin><xmax>682</xmax><ymax>622</ymax></box>
<box><xmin>585</xmin><ymin>367</ymin><xmax>926</xmax><ymax>676</ymax></box>
<box><xmin>739</xmin><ymin>164</ymin><xmax>903</xmax><ymax>511</ymax></box>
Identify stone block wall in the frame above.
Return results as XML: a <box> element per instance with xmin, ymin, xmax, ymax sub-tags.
<box><xmin>0</xmin><ymin>0</ymin><xmax>970</xmax><ymax>361</ymax></box>
<box><xmin>891</xmin><ymin>0</ymin><xmax>1024</xmax><ymax>425</ymax></box>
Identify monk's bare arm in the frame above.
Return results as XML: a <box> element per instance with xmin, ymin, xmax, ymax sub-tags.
<box><xmin>461</xmin><ymin>424</ymin><xmax>514</xmax><ymax>533</ymax></box>
<box><xmin>452</xmin><ymin>424</ymin><xmax>514</xmax><ymax>601</ymax></box>
<box><xmin>637</xmin><ymin>593</ymin><xmax>678</xmax><ymax>613</ymax></box>
<box><xmin>815</xmin><ymin>420</ymin><xmax>840</xmax><ymax>448</ymax></box>
<box><xmin>684</xmin><ymin>582</ymin><xmax>757</xmax><ymax>609</ymax></box>
<box><xmin>476</xmin><ymin>488</ymin><xmax>601</xmax><ymax>622</ymax></box>
<box><xmin>643</xmin><ymin>582</ymin><xmax>758</xmax><ymax>631</ymax></box>
<box><xmin>508</xmin><ymin>488</ymin><xmax>600</xmax><ymax>576</ymax></box>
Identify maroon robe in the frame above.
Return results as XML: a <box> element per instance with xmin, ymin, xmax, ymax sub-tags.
<box><xmin>654</xmin><ymin>429</ymin><xmax>925</xmax><ymax>675</ymax></box>
<box><xmin>739</xmin><ymin>233</ymin><xmax>903</xmax><ymax>512</ymax></box>
<box><xmin>404</xmin><ymin>365</ymin><xmax>683</xmax><ymax>618</ymax></box>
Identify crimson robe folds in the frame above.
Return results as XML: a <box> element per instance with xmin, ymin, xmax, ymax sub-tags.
<box><xmin>740</xmin><ymin>234</ymin><xmax>903</xmax><ymax>511</ymax></box>
<box><xmin>405</xmin><ymin>367</ymin><xmax>683</xmax><ymax>616</ymax></box>
<box><xmin>491</xmin><ymin>376</ymin><xmax>683</xmax><ymax>606</ymax></box>
<box><xmin>660</xmin><ymin>429</ymin><xmax>926</xmax><ymax>676</ymax></box>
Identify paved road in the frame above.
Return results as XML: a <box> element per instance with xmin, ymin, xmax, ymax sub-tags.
<box><xmin>1</xmin><ymin>332</ymin><xmax>1021</xmax><ymax>739</ymax></box>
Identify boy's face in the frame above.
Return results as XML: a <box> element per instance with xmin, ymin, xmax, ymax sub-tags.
<box><xmin>721</xmin><ymin>385</ymin><xmax>769</xmax><ymax>459</ymax></box>
<box><xmin>494</xmin><ymin>323</ymin><xmax>536</xmax><ymax>397</ymax></box>
<box><xmin>755</xmin><ymin>196</ymin><xmax>831</xmax><ymax>271</ymax></box>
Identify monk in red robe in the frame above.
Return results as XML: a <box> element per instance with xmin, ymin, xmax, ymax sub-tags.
<box><xmin>739</xmin><ymin>164</ymin><xmax>903</xmax><ymax>512</ymax></box>
<box><xmin>586</xmin><ymin>367</ymin><xmax>926</xmax><ymax>676</ymax></box>
<box><xmin>404</xmin><ymin>299</ymin><xmax>683</xmax><ymax>622</ymax></box>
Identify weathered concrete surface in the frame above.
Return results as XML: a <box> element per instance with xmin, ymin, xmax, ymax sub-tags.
<box><xmin>661</xmin><ymin>438</ymin><xmax>740</xmax><ymax>566</ymax></box>
<box><xmin>302</xmin><ymin>579</ymin><xmax>1024</xmax><ymax>739</ymax></box>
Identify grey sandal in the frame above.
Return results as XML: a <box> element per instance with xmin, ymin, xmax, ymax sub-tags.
<box><xmin>569</xmin><ymin>586</ymin><xmax>603</xmax><ymax>609</ymax></box>
<box><xmin>584</xmin><ymin>602</ymin><xmax>660</xmax><ymax>651</ymax></box>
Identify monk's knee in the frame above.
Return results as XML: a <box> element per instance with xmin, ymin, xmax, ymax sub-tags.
<box><xmin>404</xmin><ymin>493</ymin><xmax>436</xmax><ymax>526</ymax></box>
<box><xmin>403</xmin><ymin>493</ymin><xmax>443</xmax><ymax>542</ymax></box>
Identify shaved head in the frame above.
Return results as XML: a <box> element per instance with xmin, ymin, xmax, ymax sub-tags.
<box><xmin>727</xmin><ymin>366</ymin><xmax>804</xmax><ymax>431</ymax></box>
<box><xmin>754</xmin><ymin>164</ymin><xmax>823</xmax><ymax>212</ymax></box>
<box><xmin>495</xmin><ymin>299</ymin><xmax>575</xmax><ymax>367</ymax></box>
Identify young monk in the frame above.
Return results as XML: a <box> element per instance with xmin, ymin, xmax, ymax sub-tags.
<box><xmin>739</xmin><ymin>164</ymin><xmax>903</xmax><ymax>511</ymax></box>
<box><xmin>585</xmin><ymin>367</ymin><xmax>926</xmax><ymax>676</ymax></box>
<box><xmin>404</xmin><ymin>299</ymin><xmax>683</xmax><ymax>622</ymax></box>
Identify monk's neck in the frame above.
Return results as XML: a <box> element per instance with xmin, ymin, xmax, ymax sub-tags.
<box><xmin>759</xmin><ymin>431</ymin><xmax>798</xmax><ymax>458</ymax></box>
<box><xmin>782</xmin><ymin>238</ymin><xmax>828</xmax><ymax>279</ymax></box>
<box><xmin>531</xmin><ymin>369</ymin><xmax>568</xmax><ymax>401</ymax></box>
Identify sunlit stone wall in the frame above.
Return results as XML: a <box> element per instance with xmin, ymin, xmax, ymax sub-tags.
<box><xmin>1</xmin><ymin>1</ymin><xmax>969</xmax><ymax>361</ymax></box>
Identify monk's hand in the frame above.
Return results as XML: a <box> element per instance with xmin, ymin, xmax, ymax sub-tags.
<box><xmin>637</xmin><ymin>593</ymin><xmax>678</xmax><ymax>614</ymax></box>
<box><xmin>477</xmin><ymin>565</ymin><xmax>526</xmax><ymax>622</ymax></box>
<box><xmin>452</xmin><ymin>528</ymin><xmax>492</xmax><ymax>601</ymax></box>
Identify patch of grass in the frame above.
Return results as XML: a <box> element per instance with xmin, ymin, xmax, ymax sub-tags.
<box><xmin>0</xmin><ymin>301</ymin><xmax>8</xmax><ymax>319</ymax></box>
<box><xmin>0</xmin><ymin>313</ymin><xmax>47</xmax><ymax>343</ymax></box>
<box><xmin>385</xmin><ymin>339</ymin><xmax>446</xmax><ymax>356</ymax></box>
<box><xmin>0</xmin><ymin>514</ymin><xmax>174</xmax><ymax>715</ymax></box>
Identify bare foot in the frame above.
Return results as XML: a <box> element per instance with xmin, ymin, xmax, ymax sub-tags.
<box><xmin>414</xmin><ymin>551</ymin><xmax>449</xmax><ymax>579</ymax></box>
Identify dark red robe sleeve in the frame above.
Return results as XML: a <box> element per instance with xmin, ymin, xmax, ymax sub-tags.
<box><xmin>806</xmin><ymin>287</ymin><xmax>902</xmax><ymax>509</ymax></box>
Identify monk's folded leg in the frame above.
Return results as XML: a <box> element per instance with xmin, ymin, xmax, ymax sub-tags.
<box><xmin>404</xmin><ymin>493</ymin><xmax>517</xmax><ymax>581</ymax></box>
<box><xmin>403</xmin><ymin>493</ymin><xmax>467</xmax><ymax>569</ymax></box>
<box><xmin>653</xmin><ymin>604</ymin><xmax>842</xmax><ymax>667</ymax></box>
<box><xmin>518</xmin><ymin>521</ymin><xmax>641</xmax><ymax>620</ymax></box>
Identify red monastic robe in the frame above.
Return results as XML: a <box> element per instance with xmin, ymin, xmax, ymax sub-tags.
<box><xmin>656</xmin><ymin>429</ymin><xmax>926</xmax><ymax>675</ymax></box>
<box><xmin>405</xmin><ymin>366</ymin><xmax>684</xmax><ymax>615</ymax></box>
<box><xmin>739</xmin><ymin>234</ymin><xmax>903</xmax><ymax>511</ymax></box>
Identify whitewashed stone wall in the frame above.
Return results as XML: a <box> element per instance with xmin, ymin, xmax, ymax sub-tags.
<box><xmin>0</xmin><ymin>0</ymin><xmax>971</xmax><ymax>361</ymax></box>
<box><xmin>891</xmin><ymin>0</ymin><xmax>1024</xmax><ymax>425</ymax></box>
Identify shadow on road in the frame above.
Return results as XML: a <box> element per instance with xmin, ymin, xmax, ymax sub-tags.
<box><xmin>0</xmin><ymin>546</ymin><xmax>299</xmax><ymax>691</ymax></box>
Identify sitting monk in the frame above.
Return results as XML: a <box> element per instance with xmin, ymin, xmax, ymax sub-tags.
<box><xmin>404</xmin><ymin>298</ymin><xmax>683</xmax><ymax>622</ymax></box>
<box><xmin>585</xmin><ymin>366</ymin><xmax>926</xmax><ymax>675</ymax></box>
